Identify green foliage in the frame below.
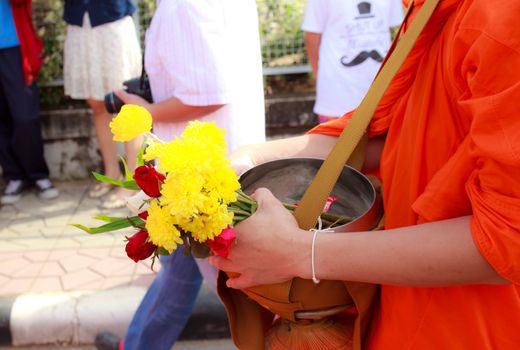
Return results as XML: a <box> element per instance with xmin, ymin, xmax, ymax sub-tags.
<box><xmin>34</xmin><ymin>0</ymin><xmax>66</xmax><ymax>83</ymax></box>
<box><xmin>92</xmin><ymin>172</ymin><xmax>141</xmax><ymax>190</ymax></box>
<box><xmin>70</xmin><ymin>215</ymin><xmax>145</xmax><ymax>234</ymax></box>
<box><xmin>257</xmin><ymin>0</ymin><xmax>307</xmax><ymax>66</ymax></box>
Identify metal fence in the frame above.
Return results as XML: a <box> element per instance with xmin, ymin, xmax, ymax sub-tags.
<box><xmin>33</xmin><ymin>0</ymin><xmax>310</xmax><ymax>87</ymax></box>
<box><xmin>257</xmin><ymin>0</ymin><xmax>310</xmax><ymax>75</ymax></box>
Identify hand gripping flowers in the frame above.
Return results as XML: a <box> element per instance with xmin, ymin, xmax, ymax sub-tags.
<box><xmin>73</xmin><ymin>105</ymin><xmax>350</xmax><ymax>263</ymax></box>
<box><xmin>73</xmin><ymin>105</ymin><xmax>253</xmax><ymax>262</ymax></box>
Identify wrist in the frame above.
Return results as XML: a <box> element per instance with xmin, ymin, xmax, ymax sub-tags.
<box><xmin>293</xmin><ymin>229</ymin><xmax>314</xmax><ymax>280</ymax></box>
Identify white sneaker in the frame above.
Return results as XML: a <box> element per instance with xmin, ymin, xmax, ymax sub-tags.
<box><xmin>35</xmin><ymin>179</ymin><xmax>60</xmax><ymax>200</ymax></box>
<box><xmin>1</xmin><ymin>180</ymin><xmax>25</xmax><ymax>205</ymax></box>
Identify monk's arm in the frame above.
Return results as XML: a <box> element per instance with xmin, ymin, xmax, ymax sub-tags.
<box><xmin>210</xmin><ymin>195</ymin><xmax>508</xmax><ymax>289</ymax></box>
<box><xmin>306</xmin><ymin>216</ymin><xmax>508</xmax><ymax>286</ymax></box>
<box><xmin>230</xmin><ymin>133</ymin><xmax>384</xmax><ymax>174</ymax></box>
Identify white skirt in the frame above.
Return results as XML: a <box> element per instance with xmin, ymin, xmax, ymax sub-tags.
<box><xmin>64</xmin><ymin>14</ymin><xmax>142</xmax><ymax>101</ymax></box>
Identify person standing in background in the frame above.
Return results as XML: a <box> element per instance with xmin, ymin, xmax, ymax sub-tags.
<box><xmin>95</xmin><ymin>0</ymin><xmax>266</xmax><ymax>349</ymax></box>
<box><xmin>63</xmin><ymin>0</ymin><xmax>142</xmax><ymax>209</ymax></box>
<box><xmin>0</xmin><ymin>0</ymin><xmax>59</xmax><ymax>205</ymax></box>
<box><xmin>303</xmin><ymin>0</ymin><xmax>403</xmax><ymax>123</ymax></box>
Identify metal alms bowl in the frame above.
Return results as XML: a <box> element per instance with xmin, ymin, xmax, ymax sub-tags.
<box><xmin>239</xmin><ymin>157</ymin><xmax>383</xmax><ymax>233</ymax></box>
<box><xmin>238</xmin><ymin>158</ymin><xmax>383</xmax><ymax>320</ymax></box>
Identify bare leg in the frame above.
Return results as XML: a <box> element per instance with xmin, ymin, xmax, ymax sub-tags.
<box><xmin>88</xmin><ymin>99</ymin><xmax>122</xmax><ymax>198</ymax></box>
<box><xmin>98</xmin><ymin>110</ymin><xmax>143</xmax><ymax>208</ymax></box>
<box><xmin>109</xmin><ymin>134</ymin><xmax>143</xmax><ymax>201</ymax></box>
<box><xmin>124</xmin><ymin>135</ymin><xmax>143</xmax><ymax>172</ymax></box>
<box><xmin>88</xmin><ymin>98</ymin><xmax>121</xmax><ymax>178</ymax></box>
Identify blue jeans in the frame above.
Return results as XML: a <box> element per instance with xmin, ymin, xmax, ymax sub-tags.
<box><xmin>123</xmin><ymin>249</ymin><xmax>203</xmax><ymax>350</ymax></box>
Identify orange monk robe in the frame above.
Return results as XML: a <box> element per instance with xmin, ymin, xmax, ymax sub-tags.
<box><xmin>309</xmin><ymin>0</ymin><xmax>520</xmax><ymax>348</ymax></box>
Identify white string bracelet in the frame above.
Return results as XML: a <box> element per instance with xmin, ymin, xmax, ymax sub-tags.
<box><xmin>309</xmin><ymin>217</ymin><xmax>335</xmax><ymax>284</ymax></box>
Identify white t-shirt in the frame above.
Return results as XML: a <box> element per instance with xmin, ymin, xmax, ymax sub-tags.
<box><xmin>302</xmin><ymin>0</ymin><xmax>403</xmax><ymax>117</ymax></box>
<box><xmin>145</xmin><ymin>0</ymin><xmax>266</xmax><ymax>151</ymax></box>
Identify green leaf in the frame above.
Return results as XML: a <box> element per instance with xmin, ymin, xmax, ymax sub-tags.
<box><xmin>156</xmin><ymin>247</ymin><xmax>170</xmax><ymax>256</ymax></box>
<box><xmin>137</xmin><ymin>142</ymin><xmax>146</xmax><ymax>167</ymax></box>
<box><xmin>92</xmin><ymin>215</ymin><xmax>128</xmax><ymax>223</ymax></box>
<box><xmin>120</xmin><ymin>156</ymin><xmax>134</xmax><ymax>181</ymax></box>
<box><xmin>92</xmin><ymin>172</ymin><xmax>140</xmax><ymax>190</ymax></box>
<box><xmin>92</xmin><ymin>172</ymin><xmax>123</xmax><ymax>185</ymax></box>
<box><xmin>70</xmin><ymin>216</ymin><xmax>145</xmax><ymax>234</ymax></box>
<box><xmin>122</xmin><ymin>180</ymin><xmax>141</xmax><ymax>190</ymax></box>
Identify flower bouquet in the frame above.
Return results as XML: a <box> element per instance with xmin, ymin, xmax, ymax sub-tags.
<box><xmin>72</xmin><ymin>105</ymin><xmax>352</xmax><ymax>264</ymax></box>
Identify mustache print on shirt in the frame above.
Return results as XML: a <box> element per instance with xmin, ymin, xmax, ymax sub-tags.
<box><xmin>340</xmin><ymin>50</ymin><xmax>384</xmax><ymax>67</ymax></box>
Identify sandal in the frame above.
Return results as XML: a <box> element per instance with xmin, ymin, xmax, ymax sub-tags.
<box><xmin>101</xmin><ymin>188</ymin><xmax>137</xmax><ymax>210</ymax></box>
<box><xmin>88</xmin><ymin>183</ymin><xmax>114</xmax><ymax>198</ymax></box>
<box><xmin>100</xmin><ymin>193</ymin><xmax>127</xmax><ymax>209</ymax></box>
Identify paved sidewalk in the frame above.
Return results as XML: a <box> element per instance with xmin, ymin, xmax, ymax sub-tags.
<box><xmin>0</xmin><ymin>339</ymin><xmax>236</xmax><ymax>350</ymax></box>
<box><xmin>0</xmin><ymin>180</ymin><xmax>156</xmax><ymax>296</ymax></box>
<box><xmin>0</xmin><ymin>180</ymin><xmax>229</xmax><ymax>347</ymax></box>
<box><xmin>0</xmin><ymin>338</ymin><xmax>236</xmax><ymax>349</ymax></box>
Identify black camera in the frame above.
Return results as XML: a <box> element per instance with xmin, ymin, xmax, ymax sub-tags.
<box><xmin>104</xmin><ymin>75</ymin><xmax>153</xmax><ymax>114</ymax></box>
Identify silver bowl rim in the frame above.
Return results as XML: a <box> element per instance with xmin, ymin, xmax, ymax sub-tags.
<box><xmin>239</xmin><ymin>157</ymin><xmax>383</xmax><ymax>233</ymax></box>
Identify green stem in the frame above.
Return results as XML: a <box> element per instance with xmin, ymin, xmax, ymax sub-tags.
<box><xmin>229</xmin><ymin>207</ymin><xmax>251</xmax><ymax>216</ymax></box>
<box><xmin>232</xmin><ymin>199</ymin><xmax>252</xmax><ymax>212</ymax></box>
<box><xmin>236</xmin><ymin>190</ymin><xmax>256</xmax><ymax>205</ymax></box>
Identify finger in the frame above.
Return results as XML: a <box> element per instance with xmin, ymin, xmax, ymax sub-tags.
<box><xmin>252</xmin><ymin>187</ymin><xmax>284</xmax><ymax>209</ymax></box>
<box><xmin>208</xmin><ymin>255</ymin><xmax>238</xmax><ymax>272</ymax></box>
<box><xmin>226</xmin><ymin>274</ymin><xmax>255</xmax><ymax>289</ymax></box>
<box><xmin>251</xmin><ymin>187</ymin><xmax>275</xmax><ymax>202</ymax></box>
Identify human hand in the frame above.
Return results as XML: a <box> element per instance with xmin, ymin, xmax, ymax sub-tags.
<box><xmin>208</xmin><ymin>188</ymin><xmax>311</xmax><ymax>289</ymax></box>
<box><xmin>115</xmin><ymin>90</ymin><xmax>153</xmax><ymax>110</ymax></box>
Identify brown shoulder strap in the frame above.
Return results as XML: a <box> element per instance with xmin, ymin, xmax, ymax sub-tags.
<box><xmin>293</xmin><ymin>0</ymin><xmax>440</xmax><ymax>229</ymax></box>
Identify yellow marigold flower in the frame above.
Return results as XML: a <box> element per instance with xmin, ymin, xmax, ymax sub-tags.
<box><xmin>143</xmin><ymin>142</ymin><xmax>165</xmax><ymax>162</ymax></box>
<box><xmin>181</xmin><ymin>121</ymin><xmax>227</xmax><ymax>151</ymax></box>
<box><xmin>188</xmin><ymin>204</ymin><xmax>233</xmax><ymax>242</ymax></box>
<box><xmin>110</xmin><ymin>104</ymin><xmax>152</xmax><ymax>142</ymax></box>
<box><xmin>141</xmin><ymin>121</ymin><xmax>239</xmax><ymax>246</ymax></box>
<box><xmin>146</xmin><ymin>201</ymin><xmax>183</xmax><ymax>253</ymax></box>
<box><xmin>160</xmin><ymin>173</ymin><xmax>205</xmax><ymax>217</ymax></box>
<box><xmin>204</xmin><ymin>167</ymin><xmax>240</xmax><ymax>203</ymax></box>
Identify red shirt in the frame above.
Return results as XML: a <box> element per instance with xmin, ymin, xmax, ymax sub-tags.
<box><xmin>11</xmin><ymin>0</ymin><xmax>43</xmax><ymax>85</ymax></box>
<box><xmin>310</xmin><ymin>0</ymin><xmax>520</xmax><ymax>348</ymax></box>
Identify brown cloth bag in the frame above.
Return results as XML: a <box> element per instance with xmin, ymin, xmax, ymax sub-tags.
<box><xmin>217</xmin><ymin>1</ymin><xmax>440</xmax><ymax>348</ymax></box>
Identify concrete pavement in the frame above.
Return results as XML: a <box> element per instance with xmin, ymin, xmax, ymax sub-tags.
<box><xmin>0</xmin><ymin>180</ymin><xmax>230</xmax><ymax>347</ymax></box>
<box><xmin>0</xmin><ymin>338</ymin><xmax>236</xmax><ymax>349</ymax></box>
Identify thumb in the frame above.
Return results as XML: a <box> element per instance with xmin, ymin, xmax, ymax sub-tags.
<box><xmin>226</xmin><ymin>274</ymin><xmax>254</xmax><ymax>289</ymax></box>
<box><xmin>251</xmin><ymin>187</ymin><xmax>284</xmax><ymax>210</ymax></box>
<box><xmin>251</xmin><ymin>187</ymin><xmax>277</xmax><ymax>205</ymax></box>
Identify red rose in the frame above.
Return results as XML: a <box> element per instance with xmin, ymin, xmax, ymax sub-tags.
<box><xmin>133</xmin><ymin>164</ymin><xmax>166</xmax><ymax>197</ymax></box>
<box><xmin>125</xmin><ymin>230</ymin><xmax>157</xmax><ymax>262</ymax></box>
<box><xmin>207</xmin><ymin>226</ymin><xmax>236</xmax><ymax>258</ymax></box>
